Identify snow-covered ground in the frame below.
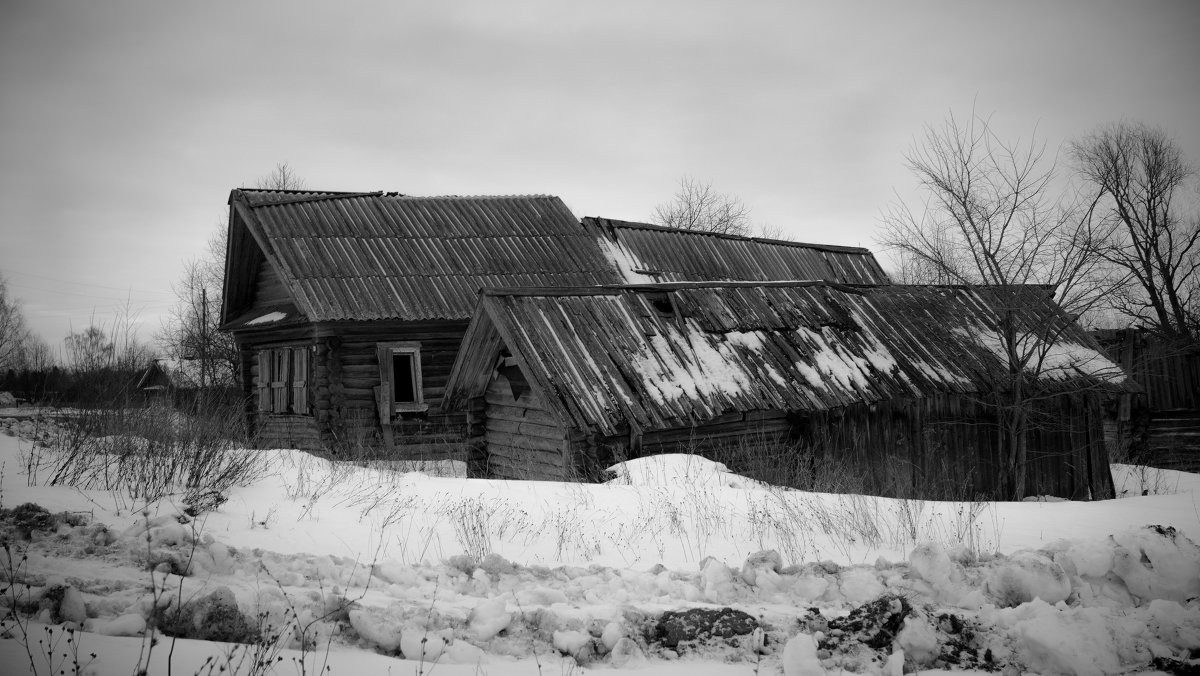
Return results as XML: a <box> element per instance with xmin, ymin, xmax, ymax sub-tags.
<box><xmin>0</xmin><ymin>419</ymin><xmax>1197</xmax><ymax>675</ymax></box>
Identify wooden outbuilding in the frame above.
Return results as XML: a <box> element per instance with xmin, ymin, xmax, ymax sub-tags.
<box><xmin>443</xmin><ymin>282</ymin><xmax>1131</xmax><ymax>500</ymax></box>
<box><xmin>219</xmin><ymin>190</ymin><xmax>889</xmax><ymax>457</ymax></box>
<box><xmin>1092</xmin><ymin>328</ymin><xmax>1200</xmax><ymax>472</ymax></box>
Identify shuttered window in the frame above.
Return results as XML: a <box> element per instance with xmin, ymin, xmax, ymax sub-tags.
<box><xmin>255</xmin><ymin>346</ymin><xmax>312</xmax><ymax>415</ymax></box>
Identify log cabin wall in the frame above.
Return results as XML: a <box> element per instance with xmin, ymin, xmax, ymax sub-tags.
<box><xmin>316</xmin><ymin>319</ymin><xmax>472</xmax><ymax>461</ymax></box>
<box><xmin>481</xmin><ymin>371</ymin><xmax>572</xmax><ymax>480</ymax></box>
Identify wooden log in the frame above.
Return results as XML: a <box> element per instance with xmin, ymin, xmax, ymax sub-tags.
<box><xmin>486</xmin><ymin>418</ymin><xmax>567</xmax><ymax>441</ymax></box>
<box><xmin>485</xmin><ymin>430</ymin><xmax>566</xmax><ymax>453</ymax></box>
<box><xmin>485</xmin><ymin>403</ymin><xmax>558</xmax><ymax>426</ymax></box>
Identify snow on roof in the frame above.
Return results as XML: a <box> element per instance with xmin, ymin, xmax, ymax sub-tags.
<box><xmin>445</xmin><ymin>283</ymin><xmax>1133</xmax><ymax>435</ymax></box>
<box><xmin>964</xmin><ymin>326</ymin><xmax>1128</xmax><ymax>385</ymax></box>
<box><xmin>246</xmin><ymin>310</ymin><xmax>288</xmax><ymax>325</ymax></box>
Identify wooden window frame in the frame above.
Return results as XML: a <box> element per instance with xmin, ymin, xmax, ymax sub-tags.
<box><xmin>377</xmin><ymin>341</ymin><xmax>427</xmax><ymax>421</ymax></box>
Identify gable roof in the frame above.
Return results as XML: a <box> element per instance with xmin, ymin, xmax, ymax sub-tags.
<box><xmin>444</xmin><ymin>282</ymin><xmax>1131</xmax><ymax>435</ymax></box>
<box><xmin>582</xmin><ymin>217</ymin><xmax>889</xmax><ymax>285</ymax></box>
<box><xmin>221</xmin><ymin>189</ymin><xmax>622</xmax><ymax>324</ymax></box>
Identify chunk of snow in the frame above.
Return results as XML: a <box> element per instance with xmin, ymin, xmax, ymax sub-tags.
<box><xmin>839</xmin><ymin>567</ymin><xmax>886</xmax><ymax>605</ymax></box>
<box><xmin>600</xmin><ymin>621</ymin><xmax>624</xmax><ymax>651</ymax></box>
<box><xmin>1009</xmin><ymin>600</ymin><xmax>1122</xmax><ymax>676</ymax></box>
<box><xmin>782</xmin><ymin>632</ymin><xmax>824</xmax><ymax>676</ymax></box>
<box><xmin>348</xmin><ymin>608</ymin><xmax>402</xmax><ymax>652</ymax></box>
<box><xmin>742</xmin><ymin>549</ymin><xmax>783</xmax><ymax>587</ymax></box>
<box><xmin>552</xmin><ymin>629</ymin><xmax>591</xmax><ymax>656</ymax></box>
<box><xmin>400</xmin><ymin>627</ymin><xmax>451</xmax><ymax>662</ymax></box>
<box><xmin>469</xmin><ymin>597</ymin><xmax>512</xmax><ymax>641</ymax></box>
<box><xmin>1110</xmin><ymin>526</ymin><xmax>1200</xmax><ymax>604</ymax></box>
<box><xmin>84</xmin><ymin>613</ymin><xmax>147</xmax><ymax>637</ymax></box>
<box><xmin>988</xmin><ymin>551</ymin><xmax>1072</xmax><ymax>606</ymax></box>
<box><xmin>896</xmin><ymin>615</ymin><xmax>939</xmax><ymax>665</ymax></box>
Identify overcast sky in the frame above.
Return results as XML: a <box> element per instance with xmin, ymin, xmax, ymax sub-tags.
<box><xmin>2</xmin><ymin>0</ymin><xmax>1197</xmax><ymax>352</ymax></box>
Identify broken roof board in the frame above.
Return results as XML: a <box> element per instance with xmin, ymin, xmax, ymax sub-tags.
<box><xmin>445</xmin><ymin>283</ymin><xmax>1131</xmax><ymax>436</ymax></box>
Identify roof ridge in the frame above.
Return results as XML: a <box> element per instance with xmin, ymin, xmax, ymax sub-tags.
<box><xmin>239</xmin><ymin>191</ymin><xmax>388</xmax><ymax>208</ymax></box>
<box><xmin>236</xmin><ymin>190</ymin><xmax>563</xmax><ymax>208</ymax></box>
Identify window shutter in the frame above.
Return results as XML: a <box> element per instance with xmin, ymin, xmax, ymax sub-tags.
<box><xmin>257</xmin><ymin>351</ymin><xmax>271</xmax><ymax>411</ymax></box>
<box><xmin>376</xmin><ymin>344</ymin><xmax>393</xmax><ymax>423</ymax></box>
<box><xmin>292</xmin><ymin>348</ymin><xmax>309</xmax><ymax>414</ymax></box>
<box><xmin>272</xmin><ymin>349</ymin><xmax>290</xmax><ymax>413</ymax></box>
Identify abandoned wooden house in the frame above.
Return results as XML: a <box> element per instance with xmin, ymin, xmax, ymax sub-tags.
<box><xmin>443</xmin><ymin>282</ymin><xmax>1131</xmax><ymax>500</ymax></box>
<box><xmin>218</xmin><ymin>189</ymin><xmax>888</xmax><ymax>456</ymax></box>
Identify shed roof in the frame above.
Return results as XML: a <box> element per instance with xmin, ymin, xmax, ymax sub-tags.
<box><xmin>582</xmin><ymin>217</ymin><xmax>889</xmax><ymax>285</ymax></box>
<box><xmin>444</xmin><ymin>282</ymin><xmax>1131</xmax><ymax>435</ymax></box>
<box><xmin>222</xmin><ymin>190</ymin><xmax>622</xmax><ymax>324</ymax></box>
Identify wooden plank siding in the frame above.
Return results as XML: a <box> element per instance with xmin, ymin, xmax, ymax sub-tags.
<box><xmin>249</xmin><ymin>257</ymin><xmax>291</xmax><ymax>311</ymax></box>
<box><xmin>1091</xmin><ymin>329</ymin><xmax>1200</xmax><ymax>471</ymax></box>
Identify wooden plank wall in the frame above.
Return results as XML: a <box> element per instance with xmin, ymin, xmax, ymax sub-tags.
<box><xmin>1092</xmin><ymin>329</ymin><xmax>1199</xmax><ymax>472</ymax></box>
<box><xmin>249</xmin><ymin>258</ymin><xmax>291</xmax><ymax>311</ymax></box>
<box><xmin>571</xmin><ymin>393</ymin><xmax>1113</xmax><ymax>500</ymax></box>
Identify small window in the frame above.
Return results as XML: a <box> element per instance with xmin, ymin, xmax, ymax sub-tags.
<box><xmin>392</xmin><ymin>351</ymin><xmax>418</xmax><ymax>404</ymax></box>
<box><xmin>377</xmin><ymin>341</ymin><xmax>426</xmax><ymax>419</ymax></box>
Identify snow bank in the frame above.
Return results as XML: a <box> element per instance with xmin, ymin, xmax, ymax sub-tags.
<box><xmin>2</xmin><ymin>430</ymin><xmax>1199</xmax><ymax>675</ymax></box>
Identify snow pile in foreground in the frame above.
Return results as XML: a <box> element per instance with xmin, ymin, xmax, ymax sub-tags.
<box><xmin>0</xmin><ymin>432</ymin><xmax>1197</xmax><ymax>675</ymax></box>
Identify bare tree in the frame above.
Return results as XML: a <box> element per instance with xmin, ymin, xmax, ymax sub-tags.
<box><xmin>255</xmin><ymin>161</ymin><xmax>306</xmax><ymax>192</ymax></box>
<box><xmin>159</xmin><ymin>163</ymin><xmax>306</xmax><ymax>393</ymax></box>
<box><xmin>1070</xmin><ymin>122</ymin><xmax>1199</xmax><ymax>339</ymax></box>
<box><xmin>879</xmin><ymin>110</ymin><xmax>1121</xmax><ymax>498</ymax></box>
<box><xmin>15</xmin><ymin>334</ymin><xmax>55</xmax><ymax>372</ymax></box>
<box><xmin>0</xmin><ymin>274</ymin><xmax>31</xmax><ymax>371</ymax></box>
<box><xmin>652</xmin><ymin>176</ymin><xmax>752</xmax><ymax>236</ymax></box>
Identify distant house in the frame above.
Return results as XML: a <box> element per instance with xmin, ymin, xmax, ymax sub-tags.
<box><xmin>443</xmin><ymin>282</ymin><xmax>1130</xmax><ymax>500</ymax></box>
<box><xmin>218</xmin><ymin>189</ymin><xmax>888</xmax><ymax>456</ymax></box>
<box><xmin>136</xmin><ymin>359</ymin><xmax>175</xmax><ymax>406</ymax></box>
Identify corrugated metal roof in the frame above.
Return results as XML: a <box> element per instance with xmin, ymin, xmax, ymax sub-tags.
<box><xmin>230</xmin><ymin>190</ymin><xmax>623</xmax><ymax>322</ymax></box>
<box><xmin>447</xmin><ymin>283</ymin><xmax>1132</xmax><ymax>435</ymax></box>
<box><xmin>582</xmin><ymin>217</ymin><xmax>890</xmax><ymax>285</ymax></box>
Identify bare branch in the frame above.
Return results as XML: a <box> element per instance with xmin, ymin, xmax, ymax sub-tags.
<box><xmin>652</xmin><ymin>176</ymin><xmax>752</xmax><ymax>236</ymax></box>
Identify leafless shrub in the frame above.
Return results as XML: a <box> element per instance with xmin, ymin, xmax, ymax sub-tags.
<box><xmin>29</xmin><ymin>402</ymin><xmax>266</xmax><ymax>511</ymax></box>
